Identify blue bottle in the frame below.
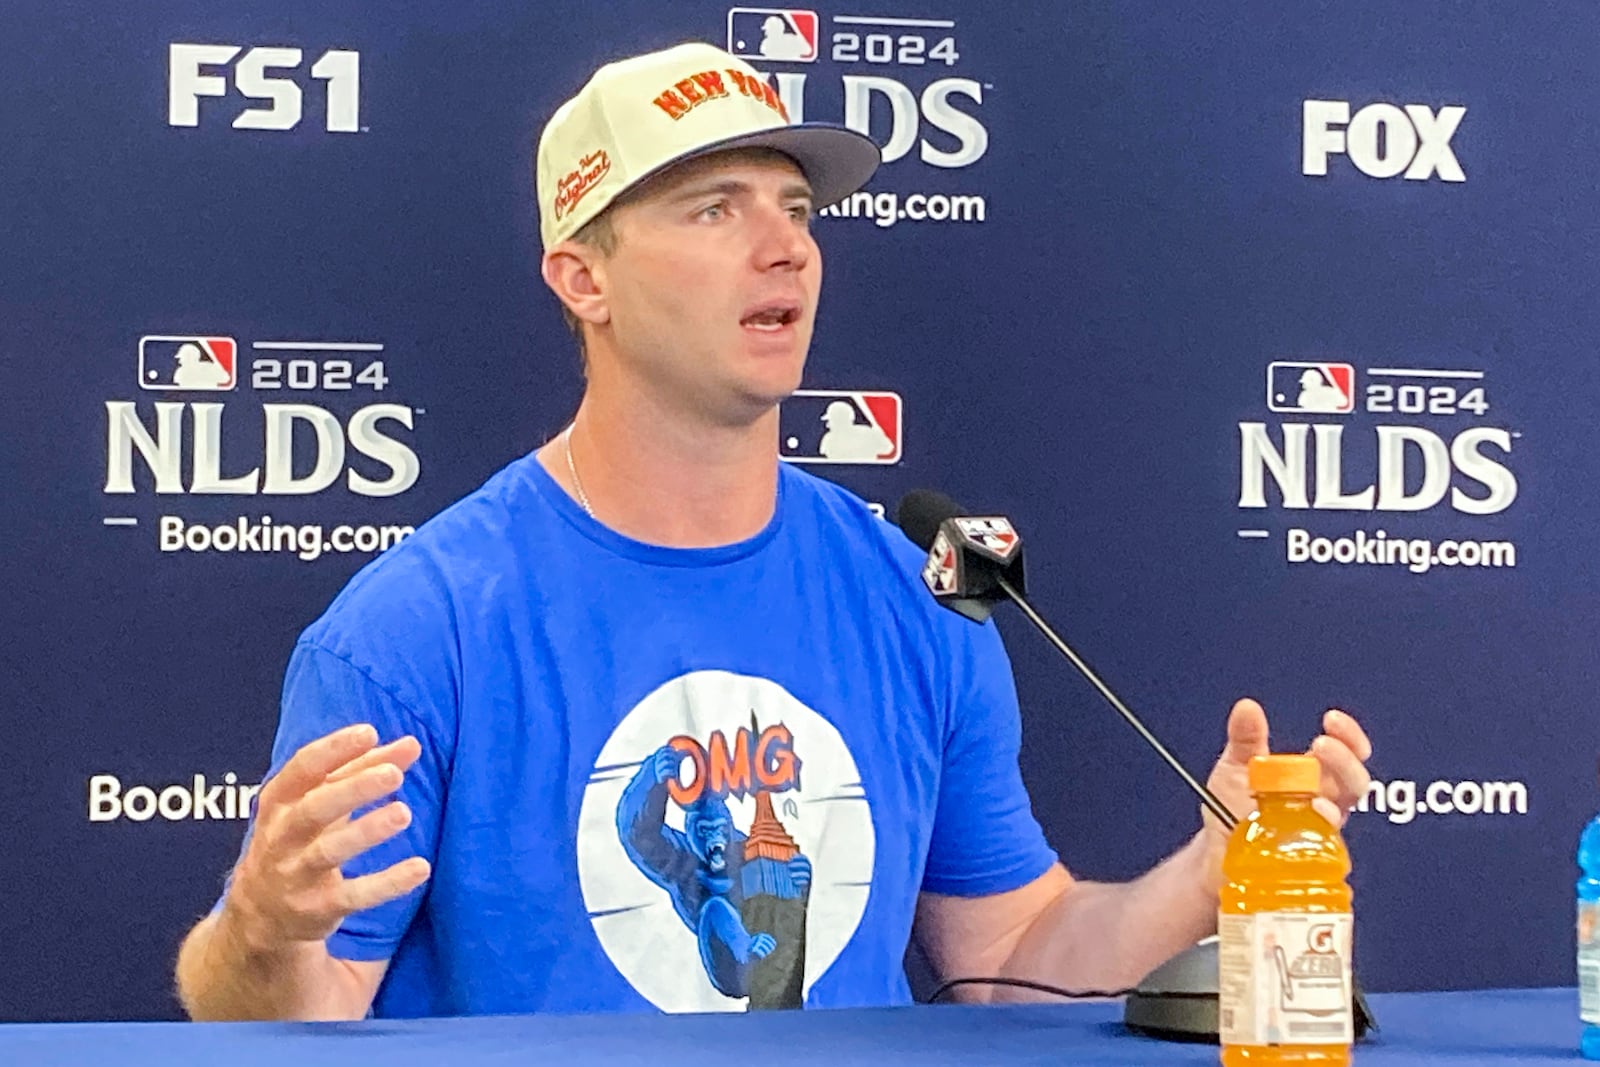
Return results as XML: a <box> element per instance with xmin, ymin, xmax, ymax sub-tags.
<box><xmin>1581</xmin><ymin>804</ymin><xmax>1600</xmax><ymax>1059</ymax></box>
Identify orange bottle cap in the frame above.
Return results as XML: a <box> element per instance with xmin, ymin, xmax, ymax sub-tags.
<box><xmin>1248</xmin><ymin>754</ymin><xmax>1321</xmax><ymax>794</ymax></box>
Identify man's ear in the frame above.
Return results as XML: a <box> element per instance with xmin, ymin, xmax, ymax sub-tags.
<box><xmin>542</xmin><ymin>243</ymin><xmax>610</xmax><ymax>327</ymax></box>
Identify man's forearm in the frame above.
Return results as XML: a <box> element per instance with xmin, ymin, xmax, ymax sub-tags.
<box><xmin>998</xmin><ymin>833</ymin><xmax>1218</xmax><ymax>997</ymax></box>
<box><xmin>174</xmin><ymin>904</ymin><xmax>371</xmax><ymax>1022</ymax></box>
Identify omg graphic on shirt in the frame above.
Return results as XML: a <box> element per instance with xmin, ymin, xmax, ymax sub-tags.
<box><xmin>576</xmin><ymin>670</ymin><xmax>874</xmax><ymax>1011</ymax></box>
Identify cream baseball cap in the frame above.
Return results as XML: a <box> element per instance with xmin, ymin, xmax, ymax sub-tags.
<box><xmin>535</xmin><ymin>41</ymin><xmax>881</xmax><ymax>248</ymax></box>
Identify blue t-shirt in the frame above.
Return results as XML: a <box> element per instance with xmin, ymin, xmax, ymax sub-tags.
<box><xmin>236</xmin><ymin>452</ymin><xmax>1057</xmax><ymax>1017</ymax></box>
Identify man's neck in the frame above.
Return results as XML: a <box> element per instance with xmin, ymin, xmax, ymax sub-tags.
<box><xmin>537</xmin><ymin>377</ymin><xmax>782</xmax><ymax>549</ymax></box>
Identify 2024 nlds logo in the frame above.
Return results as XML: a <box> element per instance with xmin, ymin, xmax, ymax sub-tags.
<box><xmin>1239</xmin><ymin>360</ymin><xmax>1515</xmax><ymax>515</ymax></box>
<box><xmin>723</xmin><ymin>7</ymin><xmax>985</xmax><ymax>171</ymax></box>
<box><xmin>106</xmin><ymin>333</ymin><xmax>418</xmax><ymax>498</ymax></box>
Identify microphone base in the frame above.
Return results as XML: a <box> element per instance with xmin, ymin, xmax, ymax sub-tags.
<box><xmin>1122</xmin><ymin>938</ymin><xmax>1222</xmax><ymax>1043</ymax></box>
<box><xmin>1121</xmin><ymin>938</ymin><xmax>1373</xmax><ymax>1044</ymax></box>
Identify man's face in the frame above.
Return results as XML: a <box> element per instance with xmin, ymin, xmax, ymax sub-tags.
<box><xmin>594</xmin><ymin>148</ymin><xmax>821</xmax><ymax>425</ymax></box>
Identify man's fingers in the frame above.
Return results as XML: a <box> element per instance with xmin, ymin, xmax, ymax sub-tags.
<box><xmin>323</xmin><ymin>736</ymin><xmax>423</xmax><ymax>786</ymax></box>
<box><xmin>260</xmin><ymin>724</ymin><xmax>379</xmax><ymax>808</ymax></box>
<box><xmin>279</xmin><ymin>764</ymin><xmax>405</xmax><ymax>848</ymax></box>
<box><xmin>339</xmin><ymin>857</ymin><xmax>432</xmax><ymax>914</ymax></box>
<box><xmin>1311</xmin><ymin>796</ymin><xmax>1344</xmax><ymax>828</ymax></box>
<box><xmin>1322</xmin><ymin>709</ymin><xmax>1373</xmax><ymax>762</ymax></box>
<box><xmin>1311</xmin><ymin>735</ymin><xmax>1370</xmax><ymax>812</ymax></box>
<box><xmin>306</xmin><ymin>801</ymin><xmax>414</xmax><ymax>872</ymax></box>
<box><xmin>1219</xmin><ymin>698</ymin><xmax>1271</xmax><ymax>766</ymax></box>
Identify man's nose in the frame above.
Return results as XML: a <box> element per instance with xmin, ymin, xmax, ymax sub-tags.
<box><xmin>751</xmin><ymin>203</ymin><xmax>811</xmax><ymax>271</ymax></box>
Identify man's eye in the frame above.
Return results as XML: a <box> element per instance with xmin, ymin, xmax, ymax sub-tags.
<box><xmin>700</xmin><ymin>203</ymin><xmax>727</xmax><ymax>220</ymax></box>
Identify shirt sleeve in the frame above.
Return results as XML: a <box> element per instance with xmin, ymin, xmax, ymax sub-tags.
<box><xmin>920</xmin><ymin>619</ymin><xmax>1059</xmax><ymax>897</ymax></box>
<box><xmin>217</xmin><ymin>640</ymin><xmax>452</xmax><ymax>962</ymax></box>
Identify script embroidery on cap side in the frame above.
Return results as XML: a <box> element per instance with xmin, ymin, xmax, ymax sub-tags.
<box><xmin>554</xmin><ymin>150</ymin><xmax>612</xmax><ymax>220</ymax></box>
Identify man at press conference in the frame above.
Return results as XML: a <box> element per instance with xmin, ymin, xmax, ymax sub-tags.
<box><xmin>172</xmin><ymin>41</ymin><xmax>1373</xmax><ymax>1021</ymax></box>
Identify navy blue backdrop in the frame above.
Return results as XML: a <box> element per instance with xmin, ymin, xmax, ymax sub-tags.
<box><xmin>2</xmin><ymin>0</ymin><xmax>1593</xmax><ymax>1021</ymax></box>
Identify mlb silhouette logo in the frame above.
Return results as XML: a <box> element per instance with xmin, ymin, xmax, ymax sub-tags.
<box><xmin>780</xmin><ymin>390</ymin><xmax>902</xmax><ymax>464</ymax></box>
<box><xmin>139</xmin><ymin>335</ymin><xmax>238</xmax><ymax>391</ymax></box>
<box><xmin>1266</xmin><ymin>361</ymin><xmax>1355</xmax><ymax>414</ymax></box>
<box><xmin>727</xmin><ymin>8</ymin><xmax>820</xmax><ymax>62</ymax></box>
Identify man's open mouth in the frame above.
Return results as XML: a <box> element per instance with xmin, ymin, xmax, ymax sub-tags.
<box><xmin>741</xmin><ymin>302</ymin><xmax>801</xmax><ymax>332</ymax></box>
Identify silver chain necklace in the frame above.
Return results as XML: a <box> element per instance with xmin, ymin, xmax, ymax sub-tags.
<box><xmin>563</xmin><ymin>424</ymin><xmax>594</xmax><ymax>517</ymax></box>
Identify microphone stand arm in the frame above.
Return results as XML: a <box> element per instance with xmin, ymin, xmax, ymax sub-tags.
<box><xmin>997</xmin><ymin>575</ymin><xmax>1237</xmax><ymax>829</ymax></box>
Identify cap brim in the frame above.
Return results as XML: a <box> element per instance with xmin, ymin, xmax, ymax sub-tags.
<box><xmin>633</xmin><ymin>123</ymin><xmax>882</xmax><ymax>211</ymax></box>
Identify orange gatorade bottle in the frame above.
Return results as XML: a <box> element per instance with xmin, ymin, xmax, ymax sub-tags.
<box><xmin>1218</xmin><ymin>754</ymin><xmax>1354</xmax><ymax>1066</ymax></box>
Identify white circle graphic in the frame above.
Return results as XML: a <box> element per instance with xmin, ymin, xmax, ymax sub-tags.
<box><xmin>576</xmin><ymin>670</ymin><xmax>874</xmax><ymax>1012</ymax></box>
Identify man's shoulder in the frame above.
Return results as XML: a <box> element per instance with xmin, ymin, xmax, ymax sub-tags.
<box><xmin>779</xmin><ymin>465</ymin><xmax>978</xmax><ymax>651</ymax></box>
<box><xmin>779</xmin><ymin>464</ymin><xmax>930</xmax><ymax>578</ymax></box>
<box><xmin>298</xmin><ymin>450</ymin><xmax>552</xmax><ymax>663</ymax></box>
<box><xmin>781</xmin><ymin>467</ymin><xmax>1016</xmax><ymax>732</ymax></box>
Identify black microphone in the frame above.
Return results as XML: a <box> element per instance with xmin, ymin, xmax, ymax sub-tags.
<box><xmin>894</xmin><ymin>489</ymin><xmax>1377</xmax><ymax>1039</ymax></box>
<box><xmin>903</xmin><ymin>494</ymin><xmax>1027</xmax><ymax>625</ymax></box>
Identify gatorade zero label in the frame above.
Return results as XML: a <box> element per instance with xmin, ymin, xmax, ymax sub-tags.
<box><xmin>1580</xmin><ymin>900</ymin><xmax>1600</xmax><ymax>1023</ymax></box>
<box><xmin>1219</xmin><ymin>912</ymin><xmax>1354</xmax><ymax>1045</ymax></box>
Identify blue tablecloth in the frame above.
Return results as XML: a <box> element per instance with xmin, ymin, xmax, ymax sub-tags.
<box><xmin>0</xmin><ymin>989</ymin><xmax>1581</xmax><ymax>1065</ymax></box>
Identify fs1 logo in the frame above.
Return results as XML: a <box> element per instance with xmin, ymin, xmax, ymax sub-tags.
<box><xmin>168</xmin><ymin>44</ymin><xmax>361</xmax><ymax>132</ymax></box>
<box><xmin>728</xmin><ymin>8</ymin><xmax>819</xmax><ymax>62</ymax></box>
<box><xmin>1267</xmin><ymin>361</ymin><xmax>1354</xmax><ymax>414</ymax></box>
<box><xmin>1303</xmin><ymin>100</ymin><xmax>1465</xmax><ymax>182</ymax></box>
<box><xmin>727</xmin><ymin>9</ymin><xmax>986</xmax><ymax>169</ymax></box>
<box><xmin>779</xmin><ymin>390</ymin><xmax>901</xmax><ymax>464</ymax></box>
<box><xmin>139</xmin><ymin>336</ymin><xmax>237</xmax><ymax>391</ymax></box>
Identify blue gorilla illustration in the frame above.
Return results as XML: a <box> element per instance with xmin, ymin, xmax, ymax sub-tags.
<box><xmin>616</xmin><ymin>743</ymin><xmax>811</xmax><ymax>997</ymax></box>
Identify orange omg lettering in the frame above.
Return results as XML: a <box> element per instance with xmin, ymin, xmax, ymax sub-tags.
<box><xmin>665</xmin><ymin>723</ymin><xmax>799</xmax><ymax>806</ymax></box>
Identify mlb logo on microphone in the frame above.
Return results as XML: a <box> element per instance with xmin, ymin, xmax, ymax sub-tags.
<box><xmin>138</xmin><ymin>335</ymin><xmax>238</xmax><ymax>391</ymax></box>
<box><xmin>727</xmin><ymin>8</ymin><xmax>819</xmax><ymax>62</ymax></box>
<box><xmin>780</xmin><ymin>390</ymin><xmax>902</xmax><ymax>464</ymax></box>
<box><xmin>954</xmin><ymin>517</ymin><xmax>1019</xmax><ymax>560</ymax></box>
<box><xmin>922</xmin><ymin>530</ymin><xmax>958</xmax><ymax>594</ymax></box>
<box><xmin>1266</xmin><ymin>361</ymin><xmax>1354</xmax><ymax>414</ymax></box>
